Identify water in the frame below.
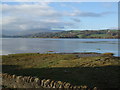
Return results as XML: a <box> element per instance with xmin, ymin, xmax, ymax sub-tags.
<box><xmin>1</xmin><ymin>38</ymin><xmax>119</xmax><ymax>56</ymax></box>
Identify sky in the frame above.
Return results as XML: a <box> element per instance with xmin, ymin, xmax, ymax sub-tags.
<box><xmin>1</xmin><ymin>2</ymin><xmax>118</xmax><ymax>35</ymax></box>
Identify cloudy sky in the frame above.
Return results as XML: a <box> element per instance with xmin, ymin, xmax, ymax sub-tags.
<box><xmin>2</xmin><ymin>2</ymin><xmax>118</xmax><ymax>35</ymax></box>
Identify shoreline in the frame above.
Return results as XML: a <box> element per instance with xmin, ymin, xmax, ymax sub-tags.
<box><xmin>2</xmin><ymin>37</ymin><xmax>120</xmax><ymax>39</ymax></box>
<box><xmin>1</xmin><ymin>52</ymin><xmax>118</xmax><ymax>57</ymax></box>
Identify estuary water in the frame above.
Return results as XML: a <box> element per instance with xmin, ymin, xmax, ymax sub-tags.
<box><xmin>1</xmin><ymin>38</ymin><xmax>119</xmax><ymax>56</ymax></box>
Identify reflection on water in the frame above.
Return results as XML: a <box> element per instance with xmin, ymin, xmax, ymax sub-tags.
<box><xmin>1</xmin><ymin>38</ymin><xmax>119</xmax><ymax>56</ymax></box>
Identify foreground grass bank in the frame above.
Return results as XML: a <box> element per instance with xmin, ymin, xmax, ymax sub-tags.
<box><xmin>2</xmin><ymin>53</ymin><xmax>120</xmax><ymax>88</ymax></box>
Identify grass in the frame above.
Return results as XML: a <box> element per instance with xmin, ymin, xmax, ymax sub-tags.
<box><xmin>2</xmin><ymin>53</ymin><xmax>120</xmax><ymax>88</ymax></box>
<box><xmin>2</xmin><ymin>53</ymin><xmax>77</xmax><ymax>68</ymax></box>
<box><xmin>89</xmin><ymin>34</ymin><xmax>111</xmax><ymax>37</ymax></box>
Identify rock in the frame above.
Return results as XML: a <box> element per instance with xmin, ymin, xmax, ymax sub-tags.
<box><xmin>93</xmin><ymin>87</ymin><xmax>97</xmax><ymax>90</ymax></box>
<box><xmin>17</xmin><ymin>76</ymin><xmax>22</xmax><ymax>79</ymax></box>
<box><xmin>54</xmin><ymin>81</ymin><xmax>60</xmax><ymax>88</ymax></box>
<box><xmin>44</xmin><ymin>79</ymin><xmax>51</xmax><ymax>87</ymax></box>
<box><xmin>53</xmin><ymin>81</ymin><xmax>57</xmax><ymax>88</ymax></box>
<box><xmin>57</xmin><ymin>81</ymin><xmax>63</xmax><ymax>88</ymax></box>
<box><xmin>59</xmin><ymin>85</ymin><xmax>64</xmax><ymax>88</ymax></box>
<box><xmin>69</xmin><ymin>85</ymin><xmax>74</xmax><ymax>89</ymax></box>
<box><xmin>34</xmin><ymin>77</ymin><xmax>41</xmax><ymax>86</ymax></box>
<box><xmin>77</xmin><ymin>86</ymin><xmax>81</xmax><ymax>89</ymax></box>
<box><xmin>22</xmin><ymin>76</ymin><xmax>28</xmax><ymax>82</ymax></box>
<box><xmin>7</xmin><ymin>74</ymin><xmax>12</xmax><ymax>79</ymax></box>
<box><xmin>73</xmin><ymin>86</ymin><xmax>77</xmax><ymax>89</ymax></box>
<box><xmin>57</xmin><ymin>81</ymin><xmax>63</xmax><ymax>85</ymax></box>
<box><xmin>2</xmin><ymin>73</ymin><xmax>94</xmax><ymax>89</ymax></box>
<box><xmin>12</xmin><ymin>75</ymin><xmax>16</xmax><ymax>79</ymax></box>
<box><xmin>81</xmin><ymin>85</ymin><xmax>88</xmax><ymax>89</ymax></box>
<box><xmin>64</xmin><ymin>83</ymin><xmax>71</xmax><ymax>88</ymax></box>
<box><xmin>34</xmin><ymin>78</ymin><xmax>39</xmax><ymax>83</ymax></box>
<box><xmin>27</xmin><ymin>76</ymin><xmax>32</xmax><ymax>83</ymax></box>
<box><xmin>16</xmin><ymin>76</ymin><xmax>22</xmax><ymax>82</ymax></box>
<box><xmin>41</xmin><ymin>79</ymin><xmax>46</xmax><ymax>87</ymax></box>
<box><xmin>50</xmin><ymin>80</ymin><xmax>54</xmax><ymax>87</ymax></box>
<box><xmin>29</xmin><ymin>77</ymin><xmax>35</xmax><ymax>82</ymax></box>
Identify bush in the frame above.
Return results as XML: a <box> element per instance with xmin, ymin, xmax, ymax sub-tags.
<box><xmin>102</xmin><ymin>53</ymin><xmax>114</xmax><ymax>56</ymax></box>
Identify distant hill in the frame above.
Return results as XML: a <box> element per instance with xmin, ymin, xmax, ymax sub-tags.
<box><xmin>2</xmin><ymin>29</ymin><xmax>119</xmax><ymax>39</ymax></box>
<box><xmin>2</xmin><ymin>30</ymin><xmax>64</xmax><ymax>36</ymax></box>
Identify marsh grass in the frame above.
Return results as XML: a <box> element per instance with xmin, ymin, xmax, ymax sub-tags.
<box><xmin>2</xmin><ymin>53</ymin><xmax>120</xmax><ymax>88</ymax></box>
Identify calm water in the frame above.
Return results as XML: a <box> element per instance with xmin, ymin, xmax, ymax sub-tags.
<box><xmin>1</xmin><ymin>38</ymin><xmax>119</xmax><ymax>56</ymax></box>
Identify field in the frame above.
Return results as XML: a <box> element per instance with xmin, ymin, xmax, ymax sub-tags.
<box><xmin>2</xmin><ymin>53</ymin><xmax>120</xmax><ymax>88</ymax></box>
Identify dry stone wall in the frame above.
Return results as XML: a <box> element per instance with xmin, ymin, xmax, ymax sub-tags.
<box><xmin>1</xmin><ymin>73</ymin><xmax>97</xmax><ymax>89</ymax></box>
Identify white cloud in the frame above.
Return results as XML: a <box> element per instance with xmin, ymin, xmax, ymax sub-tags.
<box><xmin>2</xmin><ymin>3</ymin><xmax>68</xmax><ymax>33</ymax></box>
<box><xmin>2</xmin><ymin>3</ymin><xmax>58</xmax><ymax>17</ymax></box>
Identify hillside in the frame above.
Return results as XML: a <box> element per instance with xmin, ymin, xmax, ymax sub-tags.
<box><xmin>22</xmin><ymin>30</ymin><xmax>119</xmax><ymax>39</ymax></box>
<box><xmin>2</xmin><ymin>30</ymin><xmax>119</xmax><ymax>39</ymax></box>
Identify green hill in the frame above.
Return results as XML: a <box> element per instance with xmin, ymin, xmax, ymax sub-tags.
<box><xmin>23</xmin><ymin>30</ymin><xmax>119</xmax><ymax>39</ymax></box>
<box><xmin>2</xmin><ymin>29</ymin><xmax>119</xmax><ymax>39</ymax></box>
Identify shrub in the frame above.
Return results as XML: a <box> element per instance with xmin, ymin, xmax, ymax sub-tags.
<box><xmin>102</xmin><ymin>53</ymin><xmax>114</xmax><ymax>56</ymax></box>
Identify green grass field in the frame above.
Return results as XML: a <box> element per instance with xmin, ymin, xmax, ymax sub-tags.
<box><xmin>89</xmin><ymin>34</ymin><xmax>111</xmax><ymax>37</ymax></box>
<box><xmin>2</xmin><ymin>53</ymin><xmax>120</xmax><ymax>88</ymax></box>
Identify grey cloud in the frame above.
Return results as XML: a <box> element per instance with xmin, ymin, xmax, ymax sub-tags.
<box><xmin>69</xmin><ymin>10</ymin><xmax>115</xmax><ymax>17</ymax></box>
<box><xmin>101</xmin><ymin>11</ymin><xmax>115</xmax><ymax>15</ymax></box>
<box><xmin>71</xmin><ymin>18</ymin><xmax>81</xmax><ymax>22</ymax></box>
<box><xmin>79</xmin><ymin>12</ymin><xmax>102</xmax><ymax>17</ymax></box>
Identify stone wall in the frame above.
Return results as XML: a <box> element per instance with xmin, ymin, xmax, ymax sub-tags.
<box><xmin>1</xmin><ymin>73</ymin><xmax>97</xmax><ymax>89</ymax></box>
